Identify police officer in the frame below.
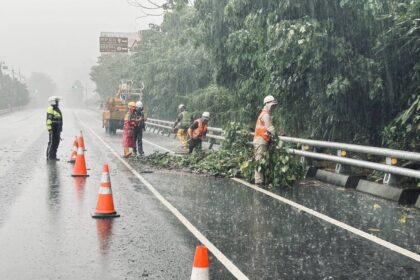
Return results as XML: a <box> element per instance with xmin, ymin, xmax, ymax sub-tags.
<box><xmin>46</xmin><ymin>96</ymin><xmax>63</xmax><ymax>160</ymax></box>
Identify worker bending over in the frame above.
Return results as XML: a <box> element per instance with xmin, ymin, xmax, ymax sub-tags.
<box><xmin>187</xmin><ymin>111</ymin><xmax>210</xmax><ymax>153</ymax></box>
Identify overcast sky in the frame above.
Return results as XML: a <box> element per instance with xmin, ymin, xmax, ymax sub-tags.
<box><xmin>0</xmin><ymin>0</ymin><xmax>163</xmax><ymax>92</ymax></box>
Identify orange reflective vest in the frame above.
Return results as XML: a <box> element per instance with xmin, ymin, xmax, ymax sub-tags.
<box><xmin>188</xmin><ymin>119</ymin><xmax>208</xmax><ymax>140</ymax></box>
<box><xmin>254</xmin><ymin>109</ymin><xmax>271</xmax><ymax>142</ymax></box>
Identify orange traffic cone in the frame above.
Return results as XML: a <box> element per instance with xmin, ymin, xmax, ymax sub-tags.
<box><xmin>71</xmin><ymin>136</ymin><xmax>89</xmax><ymax>177</ymax></box>
<box><xmin>190</xmin><ymin>245</ymin><xmax>209</xmax><ymax>280</ymax></box>
<box><xmin>67</xmin><ymin>136</ymin><xmax>78</xmax><ymax>163</ymax></box>
<box><xmin>79</xmin><ymin>130</ymin><xmax>86</xmax><ymax>151</ymax></box>
<box><xmin>92</xmin><ymin>164</ymin><xmax>120</xmax><ymax>218</ymax></box>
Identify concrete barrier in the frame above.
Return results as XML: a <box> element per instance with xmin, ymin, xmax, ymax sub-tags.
<box><xmin>0</xmin><ymin>108</ymin><xmax>11</xmax><ymax>115</ymax></box>
<box><xmin>356</xmin><ymin>180</ymin><xmax>420</xmax><ymax>204</ymax></box>
<box><xmin>305</xmin><ymin>167</ymin><xmax>361</xmax><ymax>189</ymax></box>
<box><xmin>415</xmin><ymin>196</ymin><xmax>420</xmax><ymax>209</ymax></box>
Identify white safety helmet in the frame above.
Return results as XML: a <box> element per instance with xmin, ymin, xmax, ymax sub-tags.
<box><xmin>136</xmin><ymin>101</ymin><xmax>143</xmax><ymax>109</ymax></box>
<box><xmin>263</xmin><ymin>95</ymin><xmax>278</xmax><ymax>105</ymax></box>
<box><xmin>178</xmin><ymin>104</ymin><xmax>186</xmax><ymax>110</ymax></box>
<box><xmin>48</xmin><ymin>96</ymin><xmax>60</xmax><ymax>105</ymax></box>
<box><xmin>202</xmin><ymin>111</ymin><xmax>210</xmax><ymax>120</ymax></box>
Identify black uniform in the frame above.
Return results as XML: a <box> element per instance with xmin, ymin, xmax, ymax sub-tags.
<box><xmin>133</xmin><ymin>108</ymin><xmax>145</xmax><ymax>155</ymax></box>
<box><xmin>46</xmin><ymin>105</ymin><xmax>63</xmax><ymax>160</ymax></box>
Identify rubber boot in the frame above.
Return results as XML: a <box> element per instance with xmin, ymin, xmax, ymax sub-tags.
<box><xmin>123</xmin><ymin>147</ymin><xmax>131</xmax><ymax>158</ymax></box>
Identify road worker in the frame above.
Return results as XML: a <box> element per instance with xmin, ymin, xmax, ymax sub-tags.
<box><xmin>253</xmin><ymin>95</ymin><xmax>278</xmax><ymax>186</ymax></box>
<box><xmin>133</xmin><ymin>101</ymin><xmax>145</xmax><ymax>156</ymax></box>
<box><xmin>46</xmin><ymin>96</ymin><xmax>63</xmax><ymax>160</ymax></box>
<box><xmin>122</xmin><ymin>101</ymin><xmax>137</xmax><ymax>158</ymax></box>
<box><xmin>173</xmin><ymin>104</ymin><xmax>192</xmax><ymax>150</ymax></box>
<box><xmin>187</xmin><ymin>111</ymin><xmax>209</xmax><ymax>153</ymax></box>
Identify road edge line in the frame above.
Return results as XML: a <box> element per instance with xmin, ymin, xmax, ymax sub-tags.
<box><xmin>232</xmin><ymin>177</ymin><xmax>420</xmax><ymax>263</ymax></box>
<box><xmin>143</xmin><ymin>139</ymin><xmax>176</xmax><ymax>154</ymax></box>
<box><xmin>78</xmin><ymin>118</ymin><xmax>249</xmax><ymax>280</ymax></box>
<box><xmin>131</xmin><ymin>134</ymin><xmax>420</xmax><ymax>263</ymax></box>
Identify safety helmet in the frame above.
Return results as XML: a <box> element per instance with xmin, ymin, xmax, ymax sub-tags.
<box><xmin>48</xmin><ymin>96</ymin><xmax>60</xmax><ymax>105</ymax></box>
<box><xmin>128</xmin><ymin>101</ymin><xmax>136</xmax><ymax>108</ymax></box>
<box><xmin>263</xmin><ymin>95</ymin><xmax>278</xmax><ymax>105</ymax></box>
<box><xmin>136</xmin><ymin>101</ymin><xmax>143</xmax><ymax>109</ymax></box>
<box><xmin>178</xmin><ymin>104</ymin><xmax>186</xmax><ymax>110</ymax></box>
<box><xmin>202</xmin><ymin>111</ymin><xmax>210</xmax><ymax>120</ymax></box>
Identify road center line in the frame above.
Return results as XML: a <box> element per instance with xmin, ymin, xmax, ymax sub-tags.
<box><xmin>78</xmin><ymin>117</ymin><xmax>249</xmax><ymax>280</ymax></box>
<box><xmin>138</xmin><ymin>135</ymin><xmax>420</xmax><ymax>263</ymax></box>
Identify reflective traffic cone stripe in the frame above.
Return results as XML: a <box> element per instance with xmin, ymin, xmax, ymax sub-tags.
<box><xmin>79</xmin><ymin>130</ymin><xmax>86</xmax><ymax>151</ymax></box>
<box><xmin>101</xmin><ymin>172</ymin><xmax>111</xmax><ymax>187</ymax></box>
<box><xmin>190</xmin><ymin>246</ymin><xmax>209</xmax><ymax>280</ymax></box>
<box><xmin>68</xmin><ymin>136</ymin><xmax>78</xmax><ymax>163</ymax></box>
<box><xmin>92</xmin><ymin>164</ymin><xmax>120</xmax><ymax>218</ymax></box>
<box><xmin>71</xmin><ymin>137</ymin><xmax>89</xmax><ymax>177</ymax></box>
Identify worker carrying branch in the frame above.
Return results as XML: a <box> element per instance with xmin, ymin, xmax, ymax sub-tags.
<box><xmin>253</xmin><ymin>95</ymin><xmax>278</xmax><ymax>186</ymax></box>
<box><xmin>46</xmin><ymin>96</ymin><xmax>63</xmax><ymax>161</ymax></box>
<box><xmin>173</xmin><ymin>104</ymin><xmax>192</xmax><ymax>150</ymax></box>
<box><xmin>187</xmin><ymin>112</ymin><xmax>210</xmax><ymax>153</ymax></box>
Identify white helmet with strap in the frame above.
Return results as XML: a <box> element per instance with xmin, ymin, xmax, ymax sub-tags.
<box><xmin>136</xmin><ymin>101</ymin><xmax>143</xmax><ymax>109</ymax></box>
<box><xmin>202</xmin><ymin>111</ymin><xmax>210</xmax><ymax>120</ymax></box>
<box><xmin>263</xmin><ymin>95</ymin><xmax>278</xmax><ymax>105</ymax></box>
<box><xmin>48</xmin><ymin>96</ymin><xmax>60</xmax><ymax>105</ymax></box>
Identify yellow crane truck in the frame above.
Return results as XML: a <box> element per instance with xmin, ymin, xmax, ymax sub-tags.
<box><xmin>102</xmin><ymin>80</ymin><xmax>143</xmax><ymax>135</ymax></box>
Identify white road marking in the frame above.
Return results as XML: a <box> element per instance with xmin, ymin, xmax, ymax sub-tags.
<box><xmin>143</xmin><ymin>138</ymin><xmax>176</xmax><ymax>154</ymax></box>
<box><xmin>232</xmin><ymin>178</ymin><xmax>420</xmax><ymax>263</ymax></box>
<box><xmin>132</xmin><ymin>135</ymin><xmax>420</xmax><ymax>263</ymax></box>
<box><xmin>78</xmin><ymin>117</ymin><xmax>249</xmax><ymax>280</ymax></box>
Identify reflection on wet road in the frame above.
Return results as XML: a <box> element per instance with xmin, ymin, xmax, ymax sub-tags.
<box><xmin>0</xmin><ymin>108</ymin><xmax>418</xmax><ymax>279</ymax></box>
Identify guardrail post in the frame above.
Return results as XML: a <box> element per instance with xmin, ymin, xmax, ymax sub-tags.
<box><xmin>300</xmin><ymin>145</ymin><xmax>312</xmax><ymax>168</ymax></box>
<box><xmin>383</xmin><ymin>157</ymin><xmax>398</xmax><ymax>186</ymax></box>
<box><xmin>335</xmin><ymin>149</ymin><xmax>351</xmax><ymax>174</ymax></box>
<box><xmin>209</xmin><ymin>138</ymin><xmax>216</xmax><ymax>150</ymax></box>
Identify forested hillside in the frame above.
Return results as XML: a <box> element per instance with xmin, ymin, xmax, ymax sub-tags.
<box><xmin>0</xmin><ymin>69</ymin><xmax>29</xmax><ymax>109</ymax></box>
<box><xmin>90</xmin><ymin>0</ymin><xmax>419</xmax><ymax>151</ymax></box>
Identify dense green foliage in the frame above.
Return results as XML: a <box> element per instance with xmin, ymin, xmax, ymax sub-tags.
<box><xmin>91</xmin><ymin>0</ymin><xmax>419</xmax><ymax>150</ymax></box>
<box><xmin>0</xmin><ymin>71</ymin><xmax>29</xmax><ymax>109</ymax></box>
<box><xmin>383</xmin><ymin>95</ymin><xmax>420</xmax><ymax>151</ymax></box>
<box><xmin>90</xmin><ymin>54</ymin><xmax>133</xmax><ymax>98</ymax></box>
<box><xmin>135</xmin><ymin>122</ymin><xmax>304</xmax><ymax>187</ymax></box>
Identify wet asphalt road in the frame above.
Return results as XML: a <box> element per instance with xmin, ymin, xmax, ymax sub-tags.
<box><xmin>0</xmin><ymin>108</ymin><xmax>419</xmax><ymax>279</ymax></box>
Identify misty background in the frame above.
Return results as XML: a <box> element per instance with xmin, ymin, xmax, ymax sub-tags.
<box><xmin>0</xmin><ymin>0</ymin><xmax>162</xmax><ymax>106</ymax></box>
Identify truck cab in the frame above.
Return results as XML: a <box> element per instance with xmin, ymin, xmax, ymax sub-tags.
<box><xmin>102</xmin><ymin>80</ymin><xmax>143</xmax><ymax>135</ymax></box>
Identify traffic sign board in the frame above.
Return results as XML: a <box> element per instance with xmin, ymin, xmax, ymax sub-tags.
<box><xmin>99</xmin><ymin>37</ymin><xmax>129</xmax><ymax>53</ymax></box>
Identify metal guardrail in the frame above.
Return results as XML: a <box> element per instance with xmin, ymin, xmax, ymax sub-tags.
<box><xmin>0</xmin><ymin>108</ymin><xmax>11</xmax><ymax>115</ymax></box>
<box><xmin>146</xmin><ymin>118</ymin><xmax>225</xmax><ymax>142</ymax></box>
<box><xmin>145</xmin><ymin>117</ymin><xmax>420</xmax><ymax>183</ymax></box>
<box><xmin>289</xmin><ymin>149</ymin><xmax>420</xmax><ymax>179</ymax></box>
<box><xmin>281</xmin><ymin>136</ymin><xmax>420</xmax><ymax>162</ymax></box>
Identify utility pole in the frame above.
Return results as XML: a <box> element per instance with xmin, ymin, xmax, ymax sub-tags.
<box><xmin>0</xmin><ymin>61</ymin><xmax>3</xmax><ymax>92</ymax></box>
<box><xmin>85</xmin><ymin>82</ymin><xmax>88</xmax><ymax>104</ymax></box>
<box><xmin>11</xmin><ymin>68</ymin><xmax>15</xmax><ymax>109</ymax></box>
